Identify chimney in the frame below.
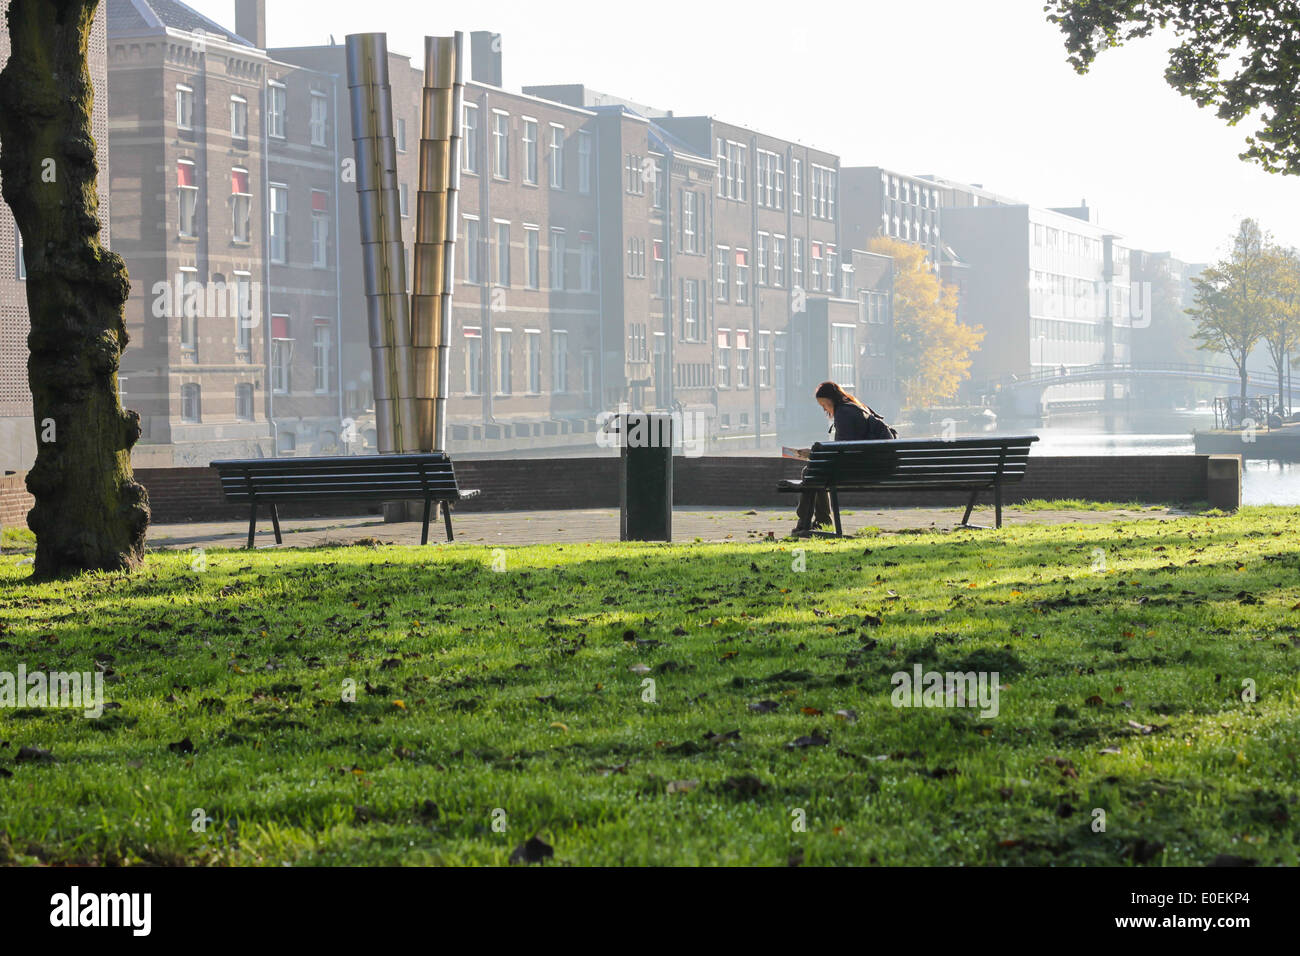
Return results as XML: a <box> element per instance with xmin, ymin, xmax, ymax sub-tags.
<box><xmin>470</xmin><ymin>31</ymin><xmax>502</xmax><ymax>86</ymax></box>
<box><xmin>235</xmin><ymin>0</ymin><xmax>266</xmax><ymax>49</ymax></box>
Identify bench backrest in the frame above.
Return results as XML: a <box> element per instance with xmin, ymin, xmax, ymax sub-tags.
<box><xmin>805</xmin><ymin>436</ymin><xmax>1039</xmax><ymax>489</ymax></box>
<box><xmin>211</xmin><ymin>453</ymin><xmax>461</xmax><ymax>502</ymax></box>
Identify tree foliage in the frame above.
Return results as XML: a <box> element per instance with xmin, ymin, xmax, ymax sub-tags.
<box><xmin>868</xmin><ymin>237</ymin><xmax>984</xmax><ymax>408</ymax></box>
<box><xmin>1262</xmin><ymin>245</ymin><xmax>1300</xmax><ymax>412</ymax></box>
<box><xmin>1189</xmin><ymin>219</ymin><xmax>1274</xmax><ymax>398</ymax></box>
<box><xmin>1045</xmin><ymin>1</ymin><xmax>1300</xmax><ymax>174</ymax></box>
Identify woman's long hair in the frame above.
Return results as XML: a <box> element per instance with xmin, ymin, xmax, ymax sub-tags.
<box><xmin>815</xmin><ymin>380</ymin><xmax>867</xmax><ymax>410</ymax></box>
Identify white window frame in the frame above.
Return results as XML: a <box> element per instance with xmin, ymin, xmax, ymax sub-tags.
<box><xmin>313</xmin><ymin>320</ymin><xmax>332</xmax><ymax>393</ymax></box>
<box><xmin>230</xmin><ymin>94</ymin><xmax>248</xmax><ymax>141</ymax></box>
<box><xmin>548</xmin><ymin>123</ymin><xmax>565</xmax><ymax>189</ymax></box>
<box><xmin>269</xmin><ymin>184</ymin><xmax>288</xmax><ymax>264</ymax></box>
<box><xmin>495</xmin><ymin>220</ymin><xmax>511</xmax><ymax>287</ymax></box>
<box><xmin>267</xmin><ymin>82</ymin><xmax>286</xmax><ymax>139</ymax></box>
<box><xmin>525</xmin><ymin>328</ymin><xmax>542</xmax><ymax>394</ymax></box>
<box><xmin>310</xmin><ymin>91</ymin><xmax>328</xmax><ymax>147</ymax></box>
<box><xmin>492</xmin><ymin>109</ymin><xmax>510</xmax><ymax>179</ymax></box>
<box><xmin>311</xmin><ymin>191</ymin><xmax>329</xmax><ymax>268</ymax></box>
<box><xmin>178</xmin><ymin>159</ymin><xmax>198</xmax><ymax>238</ymax></box>
<box><xmin>522</xmin><ymin>118</ymin><xmax>538</xmax><ymax>184</ymax></box>
<box><xmin>495</xmin><ymin>328</ymin><xmax>512</xmax><ymax>396</ymax></box>
<box><xmin>176</xmin><ymin>84</ymin><xmax>194</xmax><ymax>131</ymax></box>
<box><xmin>524</xmin><ymin>225</ymin><xmax>540</xmax><ymax>289</ymax></box>
<box><xmin>463</xmin><ymin>103</ymin><xmax>479</xmax><ymax>174</ymax></box>
<box><xmin>549</xmin><ymin>228</ymin><xmax>566</xmax><ymax>290</ymax></box>
<box><xmin>551</xmin><ymin>329</ymin><xmax>568</xmax><ymax>393</ymax></box>
<box><xmin>578</xmin><ymin>130</ymin><xmax>592</xmax><ymax>194</ymax></box>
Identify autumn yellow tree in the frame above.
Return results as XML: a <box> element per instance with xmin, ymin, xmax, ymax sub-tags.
<box><xmin>869</xmin><ymin>237</ymin><xmax>984</xmax><ymax>408</ymax></box>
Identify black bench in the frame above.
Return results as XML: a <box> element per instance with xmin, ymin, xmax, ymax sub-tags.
<box><xmin>777</xmin><ymin>435</ymin><xmax>1039</xmax><ymax>534</ymax></box>
<box><xmin>210</xmin><ymin>453</ymin><xmax>479</xmax><ymax>548</ymax></box>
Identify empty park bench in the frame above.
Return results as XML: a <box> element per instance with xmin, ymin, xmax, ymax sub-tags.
<box><xmin>210</xmin><ymin>453</ymin><xmax>479</xmax><ymax>548</ymax></box>
<box><xmin>777</xmin><ymin>435</ymin><xmax>1039</xmax><ymax>535</ymax></box>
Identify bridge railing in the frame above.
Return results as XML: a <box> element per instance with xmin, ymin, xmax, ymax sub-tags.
<box><xmin>976</xmin><ymin>361</ymin><xmax>1287</xmax><ymax>396</ymax></box>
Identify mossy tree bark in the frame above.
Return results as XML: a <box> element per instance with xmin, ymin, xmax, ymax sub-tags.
<box><xmin>0</xmin><ymin>0</ymin><xmax>148</xmax><ymax>578</ymax></box>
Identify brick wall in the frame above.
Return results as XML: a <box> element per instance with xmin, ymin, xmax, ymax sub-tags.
<box><xmin>0</xmin><ymin>471</ymin><xmax>34</xmax><ymax>528</ymax></box>
<box><xmin>0</xmin><ymin>454</ymin><xmax>1226</xmax><ymax>529</ymax></box>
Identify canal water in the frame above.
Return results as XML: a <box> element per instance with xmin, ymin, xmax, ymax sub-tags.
<box><xmin>973</xmin><ymin>409</ymin><xmax>1297</xmax><ymax>506</ymax></box>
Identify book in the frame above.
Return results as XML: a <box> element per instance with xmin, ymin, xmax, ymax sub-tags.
<box><xmin>782</xmin><ymin>446</ymin><xmax>810</xmax><ymax>461</ymax></box>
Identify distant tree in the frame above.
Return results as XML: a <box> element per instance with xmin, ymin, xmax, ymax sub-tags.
<box><xmin>0</xmin><ymin>0</ymin><xmax>149</xmax><ymax>577</ymax></box>
<box><xmin>1045</xmin><ymin>1</ymin><xmax>1300</xmax><ymax>175</ymax></box>
<box><xmin>1262</xmin><ymin>246</ymin><xmax>1300</xmax><ymax>413</ymax></box>
<box><xmin>1130</xmin><ymin>257</ymin><xmax>1199</xmax><ymax>405</ymax></box>
<box><xmin>868</xmin><ymin>237</ymin><xmax>984</xmax><ymax>408</ymax></box>
<box><xmin>1189</xmin><ymin>220</ymin><xmax>1274</xmax><ymax>399</ymax></box>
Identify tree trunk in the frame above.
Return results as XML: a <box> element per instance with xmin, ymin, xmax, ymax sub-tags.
<box><xmin>0</xmin><ymin>0</ymin><xmax>148</xmax><ymax>578</ymax></box>
<box><xmin>1240</xmin><ymin>365</ymin><xmax>1249</xmax><ymax>401</ymax></box>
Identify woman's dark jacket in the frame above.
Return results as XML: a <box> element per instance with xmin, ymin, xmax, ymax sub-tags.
<box><xmin>830</xmin><ymin>402</ymin><xmax>874</xmax><ymax>441</ymax></box>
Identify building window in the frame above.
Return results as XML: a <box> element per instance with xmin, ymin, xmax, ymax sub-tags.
<box><xmin>277</xmin><ymin>431</ymin><xmax>296</xmax><ymax>455</ymax></box>
<box><xmin>269</xmin><ymin>185</ymin><xmax>288</xmax><ymax>263</ymax></box>
<box><xmin>492</xmin><ymin>110</ymin><xmax>509</xmax><ymax>179</ymax></box>
<box><xmin>495</xmin><ymin>328</ymin><xmax>512</xmax><ymax>395</ymax></box>
<box><xmin>580</xmin><ymin>238</ymin><xmax>596</xmax><ymax>292</ymax></box>
<box><xmin>551</xmin><ymin>330</ymin><xmax>567</xmax><ymax>393</ymax></box>
<box><xmin>757</xmin><ymin>150</ymin><xmax>784</xmax><ymax>209</ymax></box>
<box><xmin>464</xmin><ymin>217</ymin><xmax>482</xmax><ymax>284</ymax></box>
<box><xmin>311</xmin><ymin>190</ymin><xmax>329</xmax><ymax>268</ymax></box>
<box><xmin>176</xmin><ymin>85</ymin><xmax>194</xmax><ymax>130</ymax></box>
<box><xmin>271</xmin><ymin>321</ymin><xmax>291</xmax><ymax>394</ymax></box>
<box><xmin>717</xmin><ymin>329</ymin><xmax>731</xmax><ymax>387</ymax></box>
<box><xmin>811</xmin><ymin>164</ymin><xmax>836</xmax><ymax>220</ymax></box>
<box><xmin>464</xmin><ymin>327</ymin><xmax>482</xmax><ymax>395</ymax></box>
<box><xmin>548</xmin><ymin>124</ymin><xmax>565</xmax><ymax>189</ymax></box>
<box><xmin>627</xmin><ymin>238</ymin><xmax>646</xmax><ymax>278</ymax></box>
<box><xmin>310</xmin><ymin>92</ymin><xmax>328</xmax><ymax>147</ymax></box>
<box><xmin>652</xmin><ymin>240</ymin><xmax>665</xmax><ymax>298</ymax></box>
<box><xmin>715</xmin><ymin>245</ymin><xmax>730</xmax><ymax>302</ymax></box>
<box><xmin>267</xmin><ymin>82</ymin><xmax>286</xmax><ymax>139</ymax></box>
<box><xmin>180</xmin><ymin>384</ymin><xmax>201</xmax><ymax>423</ymax></box>
<box><xmin>626</xmin><ymin>152</ymin><xmax>644</xmax><ymax>195</ymax></box>
<box><xmin>773</xmin><ymin>235</ymin><xmax>786</xmax><ymax>288</ymax></box>
<box><xmin>582</xmin><ymin>352</ymin><xmax>595</xmax><ymax>407</ymax></box>
<box><xmin>178</xmin><ymin>160</ymin><xmax>198</xmax><ymax>237</ymax></box>
<box><xmin>525</xmin><ymin>226</ymin><xmax>540</xmax><ymax>289</ymax></box>
<box><xmin>736</xmin><ymin>330</ymin><xmax>750</xmax><ymax>387</ymax></box>
<box><xmin>681</xmin><ymin>190</ymin><xmax>698</xmax><ymax>253</ymax></box>
<box><xmin>235</xmin><ymin>383</ymin><xmax>254</xmax><ymax>421</ymax></box>
<box><xmin>463</xmin><ymin>104</ymin><xmax>479</xmax><ymax>173</ymax></box>
<box><xmin>396</xmin><ymin>117</ymin><xmax>407</xmax><ymax>153</ymax></box>
<box><xmin>230</xmin><ymin>95</ymin><xmax>248</xmax><ymax>141</ymax></box>
<box><xmin>735</xmin><ymin>249</ymin><xmax>749</xmax><ymax>305</ymax></box>
<box><xmin>578</xmin><ymin>130</ymin><xmax>592</xmax><ymax>194</ymax></box>
<box><xmin>313</xmin><ymin>321</ymin><xmax>332</xmax><ymax>393</ymax></box>
<box><xmin>757</xmin><ymin>232</ymin><xmax>769</xmax><ymax>286</ymax></box>
<box><xmin>399</xmin><ymin>182</ymin><xmax>410</xmax><ymax>218</ymax></box>
<box><xmin>549</xmin><ymin>229</ymin><xmax>565</xmax><ymax>290</ymax></box>
<box><xmin>717</xmin><ymin>140</ymin><xmax>747</xmax><ymax>201</ymax></box>
<box><xmin>234</xmin><ymin>271</ymin><xmax>253</xmax><ymax>352</ymax></box>
<box><xmin>759</xmin><ymin>331</ymin><xmax>771</xmax><ymax>387</ymax></box>
<box><xmin>179</xmin><ymin>267</ymin><xmax>198</xmax><ymax>361</ymax></box>
<box><xmin>526</xmin><ymin>330</ymin><xmax>541</xmax><ymax>393</ymax></box>
<box><xmin>651</xmin><ymin>156</ymin><xmax>665</xmax><ymax>208</ymax></box>
<box><xmin>232</xmin><ymin>168</ymin><xmax>252</xmax><ymax>242</ymax></box>
<box><xmin>682</xmin><ymin>279</ymin><xmax>700</xmax><ymax>341</ymax></box>
<box><xmin>496</xmin><ymin>221</ymin><xmax>510</xmax><ymax>287</ymax></box>
<box><xmin>831</xmin><ymin>324</ymin><xmax>855</xmax><ymax>385</ymax></box>
<box><xmin>810</xmin><ymin>242</ymin><xmax>823</xmax><ymax>291</ymax></box>
<box><xmin>792</xmin><ymin>237</ymin><xmax>803</xmax><ymax>289</ymax></box>
<box><xmin>522</xmin><ymin>118</ymin><xmax>538</xmax><ymax>183</ymax></box>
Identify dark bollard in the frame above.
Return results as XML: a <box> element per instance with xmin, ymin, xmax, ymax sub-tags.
<box><xmin>615</xmin><ymin>412</ymin><xmax>673</xmax><ymax>542</ymax></box>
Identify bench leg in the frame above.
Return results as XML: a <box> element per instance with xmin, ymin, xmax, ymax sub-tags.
<box><xmin>269</xmin><ymin>503</ymin><xmax>282</xmax><ymax>544</ymax></box>
<box><xmin>247</xmin><ymin>502</ymin><xmax>257</xmax><ymax>549</ymax></box>
<box><xmin>995</xmin><ymin>481</ymin><xmax>1003</xmax><ymax>529</ymax></box>
<box><xmin>421</xmin><ymin>497</ymin><xmax>431</xmax><ymax>546</ymax></box>
<box><xmin>829</xmin><ymin>488</ymin><xmax>843</xmax><ymax>538</ymax></box>
<box><xmin>961</xmin><ymin>490</ymin><xmax>979</xmax><ymax>527</ymax></box>
<box><xmin>443</xmin><ymin>500</ymin><xmax>455</xmax><ymax>542</ymax></box>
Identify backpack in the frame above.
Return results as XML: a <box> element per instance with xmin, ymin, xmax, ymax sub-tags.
<box><xmin>862</xmin><ymin>406</ymin><xmax>898</xmax><ymax>440</ymax></box>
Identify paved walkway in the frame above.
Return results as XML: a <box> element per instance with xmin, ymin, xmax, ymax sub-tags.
<box><xmin>145</xmin><ymin>505</ymin><xmax>1183</xmax><ymax>550</ymax></box>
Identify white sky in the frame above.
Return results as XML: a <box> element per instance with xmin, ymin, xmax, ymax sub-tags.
<box><xmin>187</xmin><ymin>0</ymin><xmax>1299</xmax><ymax>264</ymax></box>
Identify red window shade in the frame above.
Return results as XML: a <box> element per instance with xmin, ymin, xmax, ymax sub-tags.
<box><xmin>652</xmin><ymin>240</ymin><xmax>663</xmax><ymax>261</ymax></box>
<box><xmin>312</xmin><ymin>191</ymin><xmax>329</xmax><ymax>212</ymax></box>
<box><xmin>231</xmin><ymin>169</ymin><xmax>249</xmax><ymax>194</ymax></box>
<box><xmin>811</xmin><ymin>243</ymin><xmax>822</xmax><ymax>257</ymax></box>
<box><xmin>463</xmin><ymin>327</ymin><xmax>481</xmax><ymax>338</ymax></box>
<box><xmin>177</xmin><ymin>162</ymin><xmax>196</xmax><ymax>187</ymax></box>
<box><xmin>735</xmin><ymin>331</ymin><xmax>748</xmax><ymax>349</ymax></box>
<box><xmin>271</xmin><ymin>315</ymin><xmax>289</xmax><ymax>339</ymax></box>
<box><xmin>735</xmin><ymin>250</ymin><xmax>747</xmax><ymax>266</ymax></box>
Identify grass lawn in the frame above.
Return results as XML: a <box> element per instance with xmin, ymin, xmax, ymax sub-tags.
<box><xmin>1</xmin><ymin>507</ymin><xmax>1297</xmax><ymax>866</ymax></box>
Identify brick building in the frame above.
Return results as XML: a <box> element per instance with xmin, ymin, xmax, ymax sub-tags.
<box><xmin>106</xmin><ymin>0</ymin><xmax>345</xmax><ymax>466</ymax></box>
<box><xmin>0</xmin><ymin>0</ymin><xmax>111</xmax><ymax>472</ymax></box>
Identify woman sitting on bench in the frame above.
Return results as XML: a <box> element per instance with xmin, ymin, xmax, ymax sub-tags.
<box><xmin>792</xmin><ymin>381</ymin><xmax>894</xmax><ymax>536</ymax></box>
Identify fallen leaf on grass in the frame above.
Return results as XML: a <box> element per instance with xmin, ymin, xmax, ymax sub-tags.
<box><xmin>666</xmin><ymin>779</ymin><xmax>699</xmax><ymax>794</ymax></box>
